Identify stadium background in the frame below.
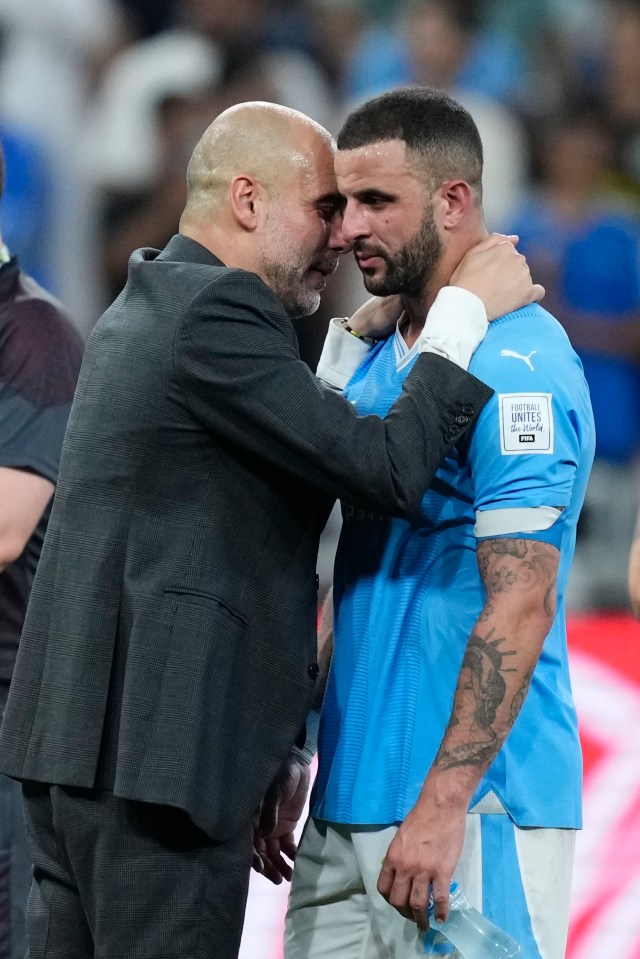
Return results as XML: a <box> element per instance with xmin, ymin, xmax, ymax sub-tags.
<box><xmin>1</xmin><ymin>0</ymin><xmax>639</xmax><ymax>953</ymax></box>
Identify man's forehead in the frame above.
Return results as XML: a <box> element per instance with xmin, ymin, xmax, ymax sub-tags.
<box><xmin>297</xmin><ymin>143</ymin><xmax>337</xmax><ymax>190</ymax></box>
<box><xmin>297</xmin><ymin>171</ymin><xmax>341</xmax><ymax>210</ymax></box>
<box><xmin>335</xmin><ymin>139</ymin><xmax>421</xmax><ymax>185</ymax></box>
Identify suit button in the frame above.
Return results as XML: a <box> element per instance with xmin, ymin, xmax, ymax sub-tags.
<box><xmin>315</xmin><ymin>574</ymin><xmax>320</xmax><ymax>590</ymax></box>
<box><xmin>455</xmin><ymin>414</ymin><xmax>469</xmax><ymax>425</ymax></box>
<box><xmin>462</xmin><ymin>404</ymin><xmax>474</xmax><ymax>415</ymax></box>
<box><xmin>308</xmin><ymin>663</ymin><xmax>319</xmax><ymax>680</ymax></box>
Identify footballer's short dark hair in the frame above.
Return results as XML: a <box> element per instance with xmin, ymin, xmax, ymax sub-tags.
<box><xmin>337</xmin><ymin>86</ymin><xmax>483</xmax><ymax>194</ymax></box>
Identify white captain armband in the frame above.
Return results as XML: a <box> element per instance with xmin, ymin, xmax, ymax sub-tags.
<box><xmin>475</xmin><ymin>505</ymin><xmax>566</xmax><ymax>548</ymax></box>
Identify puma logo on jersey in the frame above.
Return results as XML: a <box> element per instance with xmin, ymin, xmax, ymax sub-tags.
<box><xmin>500</xmin><ymin>349</ymin><xmax>537</xmax><ymax>372</ymax></box>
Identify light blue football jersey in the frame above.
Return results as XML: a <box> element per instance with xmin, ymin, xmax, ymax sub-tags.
<box><xmin>312</xmin><ymin>304</ymin><xmax>595</xmax><ymax>828</ymax></box>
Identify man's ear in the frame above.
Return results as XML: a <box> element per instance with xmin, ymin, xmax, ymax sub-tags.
<box><xmin>230</xmin><ymin>174</ymin><xmax>265</xmax><ymax>231</ymax></box>
<box><xmin>435</xmin><ymin>179</ymin><xmax>473</xmax><ymax>231</ymax></box>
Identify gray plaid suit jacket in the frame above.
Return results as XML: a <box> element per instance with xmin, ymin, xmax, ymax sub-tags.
<box><xmin>0</xmin><ymin>234</ymin><xmax>492</xmax><ymax>841</ymax></box>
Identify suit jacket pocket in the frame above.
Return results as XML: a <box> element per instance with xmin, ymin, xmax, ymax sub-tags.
<box><xmin>138</xmin><ymin>591</ymin><xmax>267</xmax><ymax>838</ymax></box>
<box><xmin>163</xmin><ymin>587</ymin><xmax>248</xmax><ymax>629</ymax></box>
<box><xmin>154</xmin><ymin>589</ymin><xmax>249</xmax><ymax>746</ymax></box>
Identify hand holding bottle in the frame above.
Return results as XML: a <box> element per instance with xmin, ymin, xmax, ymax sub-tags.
<box><xmin>429</xmin><ymin>883</ymin><xmax>522</xmax><ymax>959</ymax></box>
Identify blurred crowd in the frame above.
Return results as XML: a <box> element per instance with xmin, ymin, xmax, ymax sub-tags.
<box><xmin>1</xmin><ymin>0</ymin><xmax>639</xmax><ymax>610</ymax></box>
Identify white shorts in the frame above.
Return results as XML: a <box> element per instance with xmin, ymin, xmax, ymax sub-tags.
<box><xmin>284</xmin><ymin>814</ymin><xmax>575</xmax><ymax>959</ymax></box>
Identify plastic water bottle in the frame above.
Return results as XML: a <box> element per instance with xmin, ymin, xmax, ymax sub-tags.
<box><xmin>429</xmin><ymin>882</ymin><xmax>522</xmax><ymax>958</ymax></box>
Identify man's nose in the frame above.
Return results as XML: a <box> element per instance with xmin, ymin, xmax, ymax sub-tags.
<box><xmin>339</xmin><ymin>205</ymin><xmax>369</xmax><ymax>247</ymax></box>
<box><xmin>328</xmin><ymin>212</ymin><xmax>353</xmax><ymax>255</ymax></box>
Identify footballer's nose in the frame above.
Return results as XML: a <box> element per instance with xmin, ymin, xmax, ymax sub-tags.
<box><xmin>340</xmin><ymin>203</ymin><xmax>371</xmax><ymax>246</ymax></box>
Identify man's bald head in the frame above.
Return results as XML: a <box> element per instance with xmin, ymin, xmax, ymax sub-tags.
<box><xmin>179</xmin><ymin>101</ymin><xmax>345</xmax><ymax>318</ymax></box>
<box><xmin>182</xmin><ymin>101</ymin><xmax>335</xmax><ymax>221</ymax></box>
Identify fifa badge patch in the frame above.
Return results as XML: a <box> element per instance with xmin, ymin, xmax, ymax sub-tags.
<box><xmin>498</xmin><ymin>393</ymin><xmax>553</xmax><ymax>455</ymax></box>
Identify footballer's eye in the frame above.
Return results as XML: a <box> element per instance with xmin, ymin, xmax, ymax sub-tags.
<box><xmin>365</xmin><ymin>194</ymin><xmax>391</xmax><ymax>208</ymax></box>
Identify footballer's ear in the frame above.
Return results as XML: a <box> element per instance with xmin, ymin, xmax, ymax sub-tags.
<box><xmin>230</xmin><ymin>174</ymin><xmax>267</xmax><ymax>231</ymax></box>
<box><xmin>433</xmin><ymin>179</ymin><xmax>474</xmax><ymax>231</ymax></box>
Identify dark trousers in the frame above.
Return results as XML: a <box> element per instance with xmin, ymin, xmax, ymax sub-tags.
<box><xmin>0</xmin><ymin>774</ymin><xmax>32</xmax><ymax>959</ymax></box>
<box><xmin>21</xmin><ymin>783</ymin><xmax>253</xmax><ymax>959</ymax></box>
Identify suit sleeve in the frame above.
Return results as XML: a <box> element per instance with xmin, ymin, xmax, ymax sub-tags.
<box><xmin>175</xmin><ymin>270</ymin><xmax>494</xmax><ymax>513</ymax></box>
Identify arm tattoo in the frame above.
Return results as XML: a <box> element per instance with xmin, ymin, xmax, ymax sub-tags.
<box><xmin>489</xmin><ymin>539</ymin><xmax>529</xmax><ymax>559</ymax></box>
<box><xmin>542</xmin><ymin>582</ymin><xmax>554</xmax><ymax>618</ymax></box>
<box><xmin>478</xmin><ymin>601</ymin><xmax>494</xmax><ymax>623</ymax></box>
<box><xmin>436</xmin><ymin>538</ymin><xmax>558</xmax><ymax>772</ymax></box>
<box><xmin>435</xmin><ymin>630</ymin><xmax>516</xmax><ymax>770</ymax></box>
<box><xmin>476</xmin><ymin>547</ymin><xmax>490</xmax><ymax>581</ymax></box>
<box><xmin>489</xmin><ymin>565</ymin><xmax>517</xmax><ymax>592</ymax></box>
<box><xmin>477</xmin><ymin>538</ymin><xmax>558</xmax><ymax>617</ymax></box>
<box><xmin>510</xmin><ymin>665</ymin><xmax>534</xmax><ymax>724</ymax></box>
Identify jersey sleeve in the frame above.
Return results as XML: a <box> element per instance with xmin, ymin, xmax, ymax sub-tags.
<box><xmin>467</xmin><ymin>325</ymin><xmax>585</xmax><ymax>547</ymax></box>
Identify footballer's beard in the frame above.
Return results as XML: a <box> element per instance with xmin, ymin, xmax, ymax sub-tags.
<box><xmin>358</xmin><ymin>205</ymin><xmax>443</xmax><ymax>299</ymax></box>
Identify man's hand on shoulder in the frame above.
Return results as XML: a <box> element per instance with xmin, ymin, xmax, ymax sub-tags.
<box><xmin>450</xmin><ymin>234</ymin><xmax>545</xmax><ymax>321</ymax></box>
